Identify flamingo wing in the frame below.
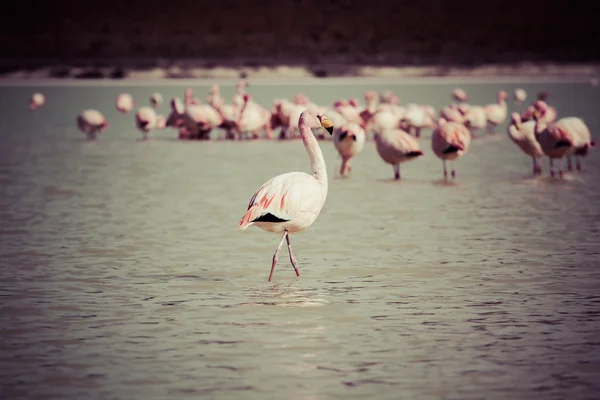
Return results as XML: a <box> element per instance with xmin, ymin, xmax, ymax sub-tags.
<box><xmin>238</xmin><ymin>172</ymin><xmax>321</xmax><ymax>230</ymax></box>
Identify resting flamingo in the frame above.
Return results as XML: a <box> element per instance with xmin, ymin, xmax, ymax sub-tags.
<box><xmin>29</xmin><ymin>93</ymin><xmax>45</xmax><ymax>110</ymax></box>
<box><xmin>373</xmin><ymin>128</ymin><xmax>423</xmax><ymax>180</ymax></box>
<box><xmin>333</xmin><ymin>122</ymin><xmax>366</xmax><ymax>177</ymax></box>
<box><xmin>506</xmin><ymin>112</ymin><xmax>545</xmax><ymax>175</ymax></box>
<box><xmin>77</xmin><ymin>109</ymin><xmax>109</xmax><ymax>140</ymax></box>
<box><xmin>431</xmin><ymin>118</ymin><xmax>471</xmax><ymax>179</ymax></box>
<box><xmin>238</xmin><ymin>111</ymin><xmax>334</xmax><ymax>282</ymax></box>
<box><xmin>116</xmin><ymin>93</ymin><xmax>134</xmax><ymax>113</ymax></box>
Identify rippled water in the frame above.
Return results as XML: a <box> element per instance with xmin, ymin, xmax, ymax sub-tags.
<box><xmin>1</xmin><ymin>79</ymin><xmax>600</xmax><ymax>399</ymax></box>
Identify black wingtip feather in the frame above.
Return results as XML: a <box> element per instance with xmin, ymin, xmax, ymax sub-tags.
<box><xmin>252</xmin><ymin>213</ymin><xmax>290</xmax><ymax>223</ymax></box>
<box><xmin>442</xmin><ymin>145</ymin><xmax>461</xmax><ymax>154</ymax></box>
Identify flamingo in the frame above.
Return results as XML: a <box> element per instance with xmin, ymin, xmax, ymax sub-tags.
<box><xmin>452</xmin><ymin>88</ymin><xmax>468</xmax><ymax>102</ymax></box>
<box><xmin>484</xmin><ymin>90</ymin><xmax>509</xmax><ymax>134</ymax></box>
<box><xmin>506</xmin><ymin>112</ymin><xmax>545</xmax><ymax>175</ymax></box>
<box><xmin>135</xmin><ymin>107</ymin><xmax>166</xmax><ymax>140</ymax></box>
<box><xmin>184</xmin><ymin>88</ymin><xmax>200</xmax><ymax>106</ymax></box>
<box><xmin>29</xmin><ymin>93</ymin><xmax>45</xmax><ymax>110</ymax></box>
<box><xmin>402</xmin><ymin>104</ymin><xmax>436</xmax><ymax>137</ymax></box>
<box><xmin>464</xmin><ymin>105</ymin><xmax>487</xmax><ymax>137</ymax></box>
<box><xmin>238</xmin><ymin>111</ymin><xmax>334</xmax><ymax>282</ymax></box>
<box><xmin>373</xmin><ymin>128</ymin><xmax>423</xmax><ymax>180</ymax></box>
<box><xmin>440</xmin><ymin>103</ymin><xmax>467</xmax><ymax>124</ymax></box>
<box><xmin>116</xmin><ymin>93</ymin><xmax>134</xmax><ymax>113</ymax></box>
<box><xmin>77</xmin><ymin>109</ymin><xmax>109</xmax><ymax>140</ymax></box>
<box><xmin>150</xmin><ymin>93</ymin><xmax>163</xmax><ymax>108</ymax></box>
<box><xmin>431</xmin><ymin>118</ymin><xmax>471</xmax><ymax>179</ymax></box>
<box><xmin>514</xmin><ymin>88</ymin><xmax>527</xmax><ymax>104</ymax></box>
<box><xmin>532</xmin><ymin>101</ymin><xmax>574</xmax><ymax>178</ymax></box>
<box><xmin>333</xmin><ymin>122</ymin><xmax>366</xmax><ymax>177</ymax></box>
<box><xmin>564</xmin><ymin>118</ymin><xmax>594</xmax><ymax>172</ymax></box>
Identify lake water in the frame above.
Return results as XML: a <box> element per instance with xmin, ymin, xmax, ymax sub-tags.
<box><xmin>1</xmin><ymin>78</ymin><xmax>599</xmax><ymax>399</ymax></box>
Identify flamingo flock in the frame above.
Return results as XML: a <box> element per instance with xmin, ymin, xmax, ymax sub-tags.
<box><xmin>30</xmin><ymin>81</ymin><xmax>595</xmax><ymax>182</ymax></box>
<box><xmin>26</xmin><ymin>81</ymin><xmax>597</xmax><ymax>281</ymax></box>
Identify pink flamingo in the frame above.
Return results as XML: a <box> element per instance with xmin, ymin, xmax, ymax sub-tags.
<box><xmin>514</xmin><ymin>88</ymin><xmax>527</xmax><ymax>104</ymax></box>
<box><xmin>484</xmin><ymin>90</ymin><xmax>509</xmax><ymax>134</ymax></box>
<box><xmin>150</xmin><ymin>93</ymin><xmax>163</xmax><ymax>108</ymax></box>
<box><xmin>507</xmin><ymin>112</ymin><xmax>545</xmax><ymax>175</ymax></box>
<box><xmin>235</xmin><ymin>94</ymin><xmax>269</xmax><ymax>140</ymax></box>
<box><xmin>136</xmin><ymin>107</ymin><xmax>166</xmax><ymax>140</ymax></box>
<box><xmin>452</xmin><ymin>88</ymin><xmax>469</xmax><ymax>102</ymax></box>
<box><xmin>333</xmin><ymin>122</ymin><xmax>366</xmax><ymax>177</ymax></box>
<box><xmin>373</xmin><ymin>128</ymin><xmax>423</xmax><ymax>180</ymax></box>
<box><xmin>440</xmin><ymin>103</ymin><xmax>467</xmax><ymax>124</ymax></box>
<box><xmin>77</xmin><ymin>109</ymin><xmax>109</xmax><ymax>140</ymax></box>
<box><xmin>532</xmin><ymin>101</ymin><xmax>574</xmax><ymax>177</ymax></box>
<box><xmin>116</xmin><ymin>93</ymin><xmax>134</xmax><ymax>113</ymax></box>
<box><xmin>358</xmin><ymin>91</ymin><xmax>379</xmax><ymax>131</ymax></box>
<box><xmin>238</xmin><ymin>111</ymin><xmax>334</xmax><ymax>282</ymax></box>
<box><xmin>29</xmin><ymin>93</ymin><xmax>45</xmax><ymax>110</ymax></box>
<box><xmin>564</xmin><ymin>119</ymin><xmax>595</xmax><ymax>172</ymax></box>
<box><xmin>431</xmin><ymin>118</ymin><xmax>471</xmax><ymax>179</ymax></box>
<box><xmin>464</xmin><ymin>105</ymin><xmax>487</xmax><ymax>137</ymax></box>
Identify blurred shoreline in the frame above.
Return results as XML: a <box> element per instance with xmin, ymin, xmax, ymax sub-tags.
<box><xmin>1</xmin><ymin>62</ymin><xmax>599</xmax><ymax>82</ymax></box>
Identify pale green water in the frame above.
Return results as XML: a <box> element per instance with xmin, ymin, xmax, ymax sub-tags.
<box><xmin>1</xmin><ymin>79</ymin><xmax>599</xmax><ymax>400</ymax></box>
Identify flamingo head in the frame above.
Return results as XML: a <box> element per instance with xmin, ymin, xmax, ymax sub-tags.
<box><xmin>100</xmin><ymin>120</ymin><xmax>109</xmax><ymax>130</ymax></box>
<box><xmin>243</xmin><ymin>94</ymin><xmax>251</xmax><ymax>103</ymax></box>
<box><xmin>591</xmin><ymin>140</ymin><xmax>597</xmax><ymax>147</ymax></box>
<box><xmin>498</xmin><ymin>90</ymin><xmax>509</xmax><ymax>101</ymax></box>
<box><xmin>537</xmin><ymin>91</ymin><xmax>549</xmax><ymax>101</ymax></box>
<box><xmin>348</xmin><ymin>98</ymin><xmax>359</xmax><ymax>108</ymax></box>
<box><xmin>317</xmin><ymin>114</ymin><xmax>334</xmax><ymax>135</ymax></box>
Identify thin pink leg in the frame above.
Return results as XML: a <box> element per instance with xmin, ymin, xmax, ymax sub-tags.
<box><xmin>268</xmin><ymin>231</ymin><xmax>288</xmax><ymax>282</ymax></box>
<box><xmin>393</xmin><ymin>164</ymin><xmax>400</xmax><ymax>180</ymax></box>
<box><xmin>443</xmin><ymin>160</ymin><xmax>448</xmax><ymax>179</ymax></box>
<box><xmin>285</xmin><ymin>232</ymin><xmax>300</xmax><ymax>277</ymax></box>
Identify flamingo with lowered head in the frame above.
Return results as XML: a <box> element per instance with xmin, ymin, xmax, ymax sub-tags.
<box><xmin>333</xmin><ymin>122</ymin><xmax>366</xmax><ymax>177</ymax></box>
<box><xmin>373</xmin><ymin>128</ymin><xmax>423</xmax><ymax>180</ymax></box>
<box><xmin>238</xmin><ymin>110</ymin><xmax>334</xmax><ymax>282</ymax></box>
<box><xmin>29</xmin><ymin>93</ymin><xmax>45</xmax><ymax>110</ymax></box>
<box><xmin>116</xmin><ymin>93</ymin><xmax>134</xmax><ymax>113</ymax></box>
<box><xmin>431</xmin><ymin>118</ymin><xmax>471</xmax><ymax>179</ymax></box>
<box><xmin>506</xmin><ymin>112</ymin><xmax>545</xmax><ymax>175</ymax></box>
<box><xmin>136</xmin><ymin>107</ymin><xmax>166</xmax><ymax>140</ymax></box>
<box><xmin>77</xmin><ymin>109</ymin><xmax>109</xmax><ymax>140</ymax></box>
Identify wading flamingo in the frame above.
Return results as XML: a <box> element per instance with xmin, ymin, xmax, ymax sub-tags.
<box><xmin>532</xmin><ymin>101</ymin><xmax>574</xmax><ymax>178</ymax></box>
<box><xmin>238</xmin><ymin>111</ymin><xmax>334</xmax><ymax>282</ymax></box>
<box><xmin>484</xmin><ymin>90</ymin><xmax>508</xmax><ymax>134</ymax></box>
<box><xmin>77</xmin><ymin>109</ymin><xmax>109</xmax><ymax>140</ymax></box>
<box><xmin>116</xmin><ymin>93</ymin><xmax>134</xmax><ymax>113</ymax></box>
<box><xmin>431</xmin><ymin>118</ymin><xmax>471</xmax><ymax>179</ymax></box>
<box><xmin>136</xmin><ymin>107</ymin><xmax>166</xmax><ymax>140</ymax></box>
<box><xmin>373</xmin><ymin>128</ymin><xmax>423</xmax><ymax>180</ymax></box>
<box><xmin>333</xmin><ymin>122</ymin><xmax>366</xmax><ymax>177</ymax></box>
<box><xmin>565</xmin><ymin>120</ymin><xmax>595</xmax><ymax>171</ymax></box>
<box><xmin>506</xmin><ymin>112</ymin><xmax>545</xmax><ymax>175</ymax></box>
<box><xmin>514</xmin><ymin>88</ymin><xmax>527</xmax><ymax>104</ymax></box>
<box><xmin>29</xmin><ymin>93</ymin><xmax>45</xmax><ymax>110</ymax></box>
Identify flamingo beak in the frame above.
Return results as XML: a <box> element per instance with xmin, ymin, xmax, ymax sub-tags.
<box><xmin>532</xmin><ymin>110</ymin><xmax>540</xmax><ymax>120</ymax></box>
<box><xmin>320</xmin><ymin>115</ymin><xmax>334</xmax><ymax>134</ymax></box>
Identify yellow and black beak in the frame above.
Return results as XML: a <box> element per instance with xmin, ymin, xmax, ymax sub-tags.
<box><xmin>320</xmin><ymin>115</ymin><xmax>334</xmax><ymax>135</ymax></box>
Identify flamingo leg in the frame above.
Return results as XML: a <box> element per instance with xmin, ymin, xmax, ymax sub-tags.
<box><xmin>451</xmin><ymin>161</ymin><xmax>456</xmax><ymax>178</ymax></box>
<box><xmin>532</xmin><ymin>157</ymin><xmax>541</xmax><ymax>175</ymax></box>
<box><xmin>443</xmin><ymin>160</ymin><xmax>448</xmax><ymax>179</ymax></box>
<box><xmin>285</xmin><ymin>232</ymin><xmax>300</xmax><ymax>277</ymax></box>
<box><xmin>415</xmin><ymin>127</ymin><xmax>421</xmax><ymax>138</ymax></box>
<box><xmin>576</xmin><ymin>156</ymin><xmax>582</xmax><ymax>171</ymax></box>
<box><xmin>558</xmin><ymin>159</ymin><xmax>564</xmax><ymax>178</ymax></box>
<box><xmin>268</xmin><ymin>231</ymin><xmax>288</xmax><ymax>282</ymax></box>
<box><xmin>393</xmin><ymin>164</ymin><xmax>400</xmax><ymax>180</ymax></box>
<box><xmin>549</xmin><ymin>158</ymin><xmax>555</xmax><ymax>177</ymax></box>
<box><xmin>567</xmin><ymin>156</ymin><xmax>573</xmax><ymax>171</ymax></box>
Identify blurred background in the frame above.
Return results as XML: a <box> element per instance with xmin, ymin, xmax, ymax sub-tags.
<box><xmin>1</xmin><ymin>0</ymin><xmax>598</xmax><ymax>78</ymax></box>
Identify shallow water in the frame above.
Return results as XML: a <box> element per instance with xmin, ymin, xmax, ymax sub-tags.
<box><xmin>1</xmin><ymin>80</ymin><xmax>600</xmax><ymax>399</ymax></box>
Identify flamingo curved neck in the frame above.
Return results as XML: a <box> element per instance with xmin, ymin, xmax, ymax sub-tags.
<box><xmin>299</xmin><ymin>114</ymin><xmax>328</xmax><ymax>189</ymax></box>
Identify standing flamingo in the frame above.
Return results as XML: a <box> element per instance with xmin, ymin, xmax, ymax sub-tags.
<box><xmin>77</xmin><ymin>109</ymin><xmax>109</xmax><ymax>140</ymax></box>
<box><xmin>506</xmin><ymin>112</ymin><xmax>545</xmax><ymax>175</ymax></box>
<box><xmin>238</xmin><ymin>111</ymin><xmax>334</xmax><ymax>282</ymax></box>
<box><xmin>431</xmin><ymin>118</ymin><xmax>471</xmax><ymax>179</ymax></box>
<box><xmin>333</xmin><ymin>122</ymin><xmax>366</xmax><ymax>177</ymax></box>
<box><xmin>373</xmin><ymin>128</ymin><xmax>423</xmax><ymax>180</ymax></box>
<box><xmin>135</xmin><ymin>107</ymin><xmax>166</xmax><ymax>140</ymax></box>
<box><xmin>116</xmin><ymin>93</ymin><xmax>134</xmax><ymax>113</ymax></box>
<box><xmin>484</xmin><ymin>90</ymin><xmax>509</xmax><ymax>134</ymax></box>
<box><xmin>532</xmin><ymin>101</ymin><xmax>574</xmax><ymax>178</ymax></box>
<box><xmin>514</xmin><ymin>88</ymin><xmax>527</xmax><ymax>104</ymax></box>
<box><xmin>29</xmin><ymin>93</ymin><xmax>45</xmax><ymax>110</ymax></box>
